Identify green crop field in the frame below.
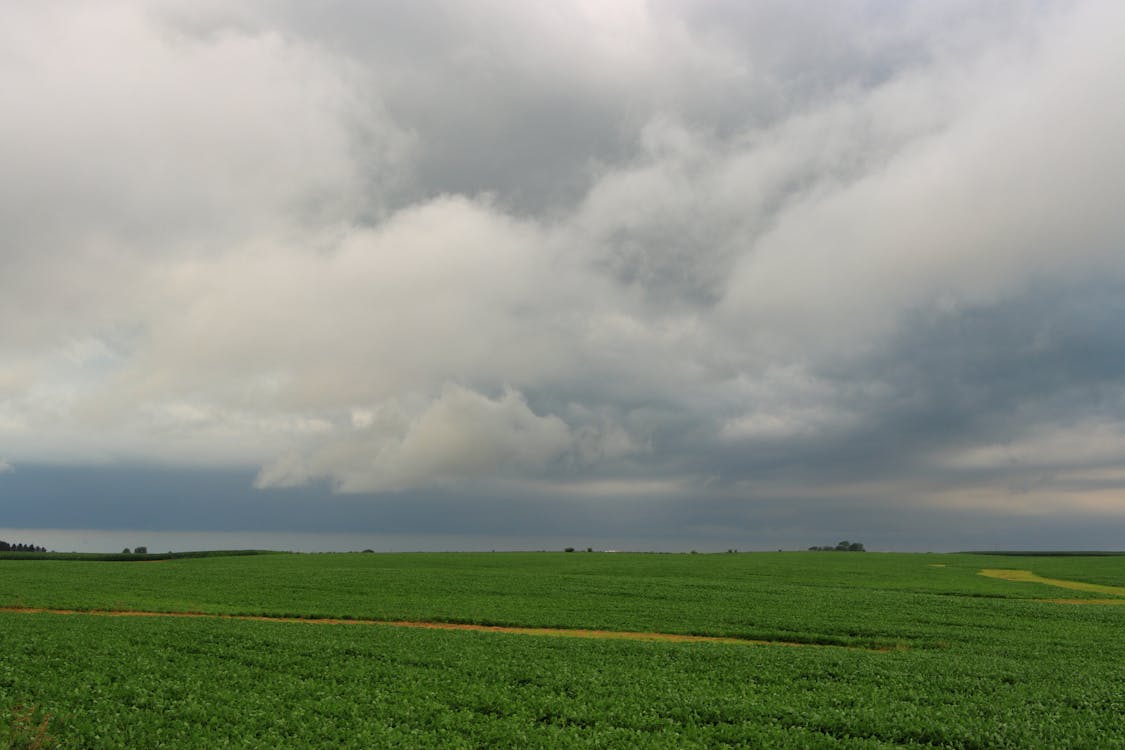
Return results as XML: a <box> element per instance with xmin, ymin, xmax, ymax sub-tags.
<box><xmin>1</xmin><ymin>552</ymin><xmax>1122</xmax><ymax>748</ymax></box>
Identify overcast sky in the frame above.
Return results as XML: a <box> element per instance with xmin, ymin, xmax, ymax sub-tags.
<box><xmin>2</xmin><ymin>1</ymin><xmax>1124</xmax><ymax>551</ymax></box>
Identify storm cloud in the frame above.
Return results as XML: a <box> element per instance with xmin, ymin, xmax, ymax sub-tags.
<box><xmin>2</xmin><ymin>1</ymin><xmax>1123</xmax><ymax>548</ymax></box>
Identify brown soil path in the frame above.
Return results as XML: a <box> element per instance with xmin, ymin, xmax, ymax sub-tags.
<box><xmin>0</xmin><ymin>606</ymin><xmax>894</xmax><ymax>650</ymax></box>
<box><xmin>979</xmin><ymin>569</ymin><xmax>1125</xmax><ymax>598</ymax></box>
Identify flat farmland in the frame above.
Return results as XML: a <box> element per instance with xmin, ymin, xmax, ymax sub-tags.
<box><xmin>1</xmin><ymin>552</ymin><xmax>1122</xmax><ymax>748</ymax></box>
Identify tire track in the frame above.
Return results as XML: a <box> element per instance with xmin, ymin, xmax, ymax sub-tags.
<box><xmin>0</xmin><ymin>606</ymin><xmax>895</xmax><ymax>650</ymax></box>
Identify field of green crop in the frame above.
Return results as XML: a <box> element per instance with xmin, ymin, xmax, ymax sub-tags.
<box><xmin>1</xmin><ymin>552</ymin><xmax>1122</xmax><ymax>748</ymax></box>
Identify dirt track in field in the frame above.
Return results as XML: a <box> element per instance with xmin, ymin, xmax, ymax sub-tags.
<box><xmin>979</xmin><ymin>569</ymin><xmax>1125</xmax><ymax>600</ymax></box>
<box><xmin>0</xmin><ymin>606</ymin><xmax>894</xmax><ymax>650</ymax></box>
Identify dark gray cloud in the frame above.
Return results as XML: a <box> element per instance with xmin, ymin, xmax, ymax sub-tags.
<box><xmin>1</xmin><ymin>0</ymin><xmax>1123</xmax><ymax>548</ymax></box>
<box><xmin>3</xmin><ymin>464</ymin><xmax>1121</xmax><ymax>552</ymax></box>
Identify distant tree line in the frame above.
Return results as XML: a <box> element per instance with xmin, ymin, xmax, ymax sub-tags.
<box><xmin>0</xmin><ymin>540</ymin><xmax>47</xmax><ymax>553</ymax></box>
<box><xmin>809</xmin><ymin>540</ymin><xmax>865</xmax><ymax>552</ymax></box>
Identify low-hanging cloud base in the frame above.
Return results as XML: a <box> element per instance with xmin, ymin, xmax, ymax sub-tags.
<box><xmin>3</xmin><ymin>465</ymin><xmax>1122</xmax><ymax>554</ymax></box>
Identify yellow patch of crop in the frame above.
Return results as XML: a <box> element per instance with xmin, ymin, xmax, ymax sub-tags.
<box><xmin>979</xmin><ymin>569</ymin><xmax>1125</xmax><ymax>597</ymax></box>
<box><xmin>0</xmin><ymin>606</ymin><xmax>895</xmax><ymax>651</ymax></box>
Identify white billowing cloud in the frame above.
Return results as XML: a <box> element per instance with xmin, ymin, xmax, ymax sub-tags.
<box><xmin>0</xmin><ymin>1</ymin><xmax>404</xmax><ymax>232</ymax></box>
<box><xmin>256</xmin><ymin>384</ymin><xmax>572</xmax><ymax>492</ymax></box>
<box><xmin>101</xmin><ymin>195</ymin><xmax>597</xmax><ymax>407</ymax></box>
<box><xmin>0</xmin><ymin>0</ymin><xmax>409</xmax><ymax>349</ymax></box>
<box><xmin>720</xmin><ymin>0</ymin><xmax>1125</xmax><ymax>355</ymax></box>
<box><xmin>1</xmin><ymin>0</ymin><xmax>1124</xmax><ymax>515</ymax></box>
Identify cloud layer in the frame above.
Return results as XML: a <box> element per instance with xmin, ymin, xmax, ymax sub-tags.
<box><xmin>2</xmin><ymin>1</ymin><xmax>1124</xmax><ymax>540</ymax></box>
